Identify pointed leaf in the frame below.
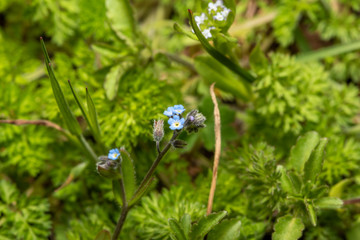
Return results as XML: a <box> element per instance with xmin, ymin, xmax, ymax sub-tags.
<box><xmin>173</xmin><ymin>23</ymin><xmax>197</xmax><ymax>40</ymax></box>
<box><xmin>119</xmin><ymin>148</ymin><xmax>136</xmax><ymax>202</ymax></box>
<box><xmin>106</xmin><ymin>0</ymin><xmax>137</xmax><ymax>43</ymax></box>
<box><xmin>194</xmin><ymin>56</ymin><xmax>252</xmax><ymax>101</ymax></box>
<box><xmin>40</xmin><ymin>38</ymin><xmax>81</xmax><ymax>135</ymax></box>
<box><xmin>188</xmin><ymin>10</ymin><xmax>255</xmax><ymax>83</ymax></box>
<box><xmin>330</xmin><ymin>179</ymin><xmax>353</xmax><ymax>198</ymax></box>
<box><xmin>94</xmin><ymin>230</ymin><xmax>111</xmax><ymax>240</ymax></box>
<box><xmin>272</xmin><ymin>215</ymin><xmax>304</xmax><ymax>240</ymax></box>
<box><xmin>289</xmin><ymin>132</ymin><xmax>320</xmax><ymax>173</ymax></box>
<box><xmin>304</xmin><ymin>138</ymin><xmax>328</xmax><ymax>183</ymax></box>
<box><xmin>207</xmin><ymin>219</ymin><xmax>241</xmax><ymax>240</ymax></box>
<box><xmin>314</xmin><ymin>197</ymin><xmax>343</xmax><ymax>209</ymax></box>
<box><xmin>86</xmin><ymin>88</ymin><xmax>101</xmax><ymax>138</ymax></box>
<box><xmin>249</xmin><ymin>44</ymin><xmax>268</xmax><ymax>73</ymax></box>
<box><xmin>181</xmin><ymin>214</ymin><xmax>191</xmax><ymax>238</ymax></box>
<box><xmin>279</xmin><ymin>165</ymin><xmax>295</xmax><ymax>194</ymax></box>
<box><xmin>190</xmin><ymin>211</ymin><xmax>227</xmax><ymax>240</ymax></box>
<box><xmin>305</xmin><ymin>201</ymin><xmax>317</xmax><ymax>226</ymax></box>
<box><xmin>169</xmin><ymin>218</ymin><xmax>187</xmax><ymax>240</ymax></box>
<box><xmin>104</xmin><ymin>64</ymin><xmax>123</xmax><ymax>100</ymax></box>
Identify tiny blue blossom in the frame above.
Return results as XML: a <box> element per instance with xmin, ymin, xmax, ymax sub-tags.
<box><xmin>163</xmin><ymin>106</ymin><xmax>174</xmax><ymax>117</ymax></box>
<box><xmin>173</xmin><ymin>105</ymin><xmax>185</xmax><ymax>115</ymax></box>
<box><xmin>108</xmin><ymin>148</ymin><xmax>120</xmax><ymax>160</ymax></box>
<box><xmin>168</xmin><ymin>115</ymin><xmax>185</xmax><ymax>130</ymax></box>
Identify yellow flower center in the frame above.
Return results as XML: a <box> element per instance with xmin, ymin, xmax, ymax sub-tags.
<box><xmin>174</xmin><ymin>122</ymin><xmax>180</xmax><ymax>127</ymax></box>
<box><xmin>113</xmin><ymin>153</ymin><xmax>117</xmax><ymax>158</ymax></box>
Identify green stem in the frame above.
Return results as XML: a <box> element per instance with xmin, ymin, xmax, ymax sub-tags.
<box><xmin>78</xmin><ymin>135</ymin><xmax>98</xmax><ymax>162</ymax></box>
<box><xmin>112</xmin><ymin>179</ymin><xmax>128</xmax><ymax>240</ymax></box>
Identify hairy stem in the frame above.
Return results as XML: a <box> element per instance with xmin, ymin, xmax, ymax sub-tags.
<box><xmin>112</xmin><ymin>131</ymin><xmax>180</xmax><ymax>239</ymax></box>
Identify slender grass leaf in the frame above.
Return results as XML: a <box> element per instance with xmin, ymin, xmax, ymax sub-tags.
<box><xmin>304</xmin><ymin>138</ymin><xmax>328</xmax><ymax>183</ymax></box>
<box><xmin>119</xmin><ymin>148</ymin><xmax>136</xmax><ymax>202</ymax></box>
<box><xmin>188</xmin><ymin>10</ymin><xmax>255</xmax><ymax>83</ymax></box>
<box><xmin>272</xmin><ymin>215</ymin><xmax>304</xmax><ymax>240</ymax></box>
<box><xmin>189</xmin><ymin>211</ymin><xmax>227</xmax><ymax>240</ymax></box>
<box><xmin>289</xmin><ymin>131</ymin><xmax>320</xmax><ymax>173</ymax></box>
<box><xmin>94</xmin><ymin>230</ymin><xmax>111</xmax><ymax>240</ymax></box>
<box><xmin>207</xmin><ymin>219</ymin><xmax>241</xmax><ymax>240</ymax></box>
<box><xmin>195</xmin><ymin>56</ymin><xmax>252</xmax><ymax>101</ymax></box>
<box><xmin>169</xmin><ymin>219</ymin><xmax>187</xmax><ymax>240</ymax></box>
<box><xmin>173</xmin><ymin>23</ymin><xmax>197</xmax><ymax>40</ymax></box>
<box><xmin>296</xmin><ymin>41</ymin><xmax>360</xmax><ymax>62</ymax></box>
<box><xmin>86</xmin><ymin>88</ymin><xmax>101</xmax><ymax>138</ymax></box>
<box><xmin>40</xmin><ymin>38</ymin><xmax>81</xmax><ymax>136</ymax></box>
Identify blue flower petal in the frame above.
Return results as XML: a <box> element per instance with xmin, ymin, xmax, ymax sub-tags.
<box><xmin>180</xmin><ymin>118</ymin><xmax>185</xmax><ymax>124</ymax></box>
<box><xmin>168</xmin><ymin>118</ymin><xmax>175</xmax><ymax>125</ymax></box>
<box><xmin>172</xmin><ymin>115</ymin><xmax>180</xmax><ymax>120</ymax></box>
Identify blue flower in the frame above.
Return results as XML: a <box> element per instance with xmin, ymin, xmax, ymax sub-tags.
<box><xmin>168</xmin><ymin>115</ymin><xmax>185</xmax><ymax>130</ymax></box>
<box><xmin>163</xmin><ymin>106</ymin><xmax>174</xmax><ymax>117</ymax></box>
<box><xmin>173</xmin><ymin>105</ymin><xmax>185</xmax><ymax>115</ymax></box>
<box><xmin>108</xmin><ymin>148</ymin><xmax>120</xmax><ymax>160</ymax></box>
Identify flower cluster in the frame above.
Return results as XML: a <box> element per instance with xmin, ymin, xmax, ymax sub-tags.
<box><xmin>163</xmin><ymin>105</ymin><xmax>186</xmax><ymax>130</ymax></box>
<box><xmin>193</xmin><ymin>0</ymin><xmax>231</xmax><ymax>39</ymax></box>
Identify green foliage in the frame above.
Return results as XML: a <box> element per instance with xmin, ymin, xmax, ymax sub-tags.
<box><xmin>272</xmin><ymin>215</ymin><xmax>305</xmax><ymax>240</ymax></box>
<box><xmin>0</xmin><ymin>179</ymin><xmax>51</xmax><ymax>239</ymax></box>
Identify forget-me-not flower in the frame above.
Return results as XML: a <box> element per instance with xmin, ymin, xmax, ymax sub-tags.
<box><xmin>168</xmin><ymin>115</ymin><xmax>185</xmax><ymax>130</ymax></box>
<box><xmin>173</xmin><ymin>105</ymin><xmax>185</xmax><ymax>115</ymax></box>
<box><xmin>108</xmin><ymin>148</ymin><xmax>120</xmax><ymax>160</ymax></box>
<box><xmin>163</xmin><ymin>106</ymin><xmax>174</xmax><ymax>117</ymax></box>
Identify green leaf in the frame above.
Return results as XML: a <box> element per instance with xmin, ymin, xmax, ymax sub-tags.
<box><xmin>188</xmin><ymin>10</ymin><xmax>255</xmax><ymax>83</ymax></box>
<box><xmin>105</xmin><ymin>0</ymin><xmax>137</xmax><ymax>42</ymax></box>
<box><xmin>304</xmin><ymin>138</ymin><xmax>328</xmax><ymax>183</ymax></box>
<box><xmin>104</xmin><ymin>64</ymin><xmax>123</xmax><ymax>100</ymax></box>
<box><xmin>169</xmin><ymin>218</ymin><xmax>187</xmax><ymax>240</ymax></box>
<box><xmin>207</xmin><ymin>219</ymin><xmax>241</xmax><ymax>240</ymax></box>
<box><xmin>194</xmin><ymin>56</ymin><xmax>252</xmax><ymax>101</ymax></box>
<box><xmin>221</xmin><ymin>0</ymin><xmax>236</xmax><ymax>32</ymax></box>
<box><xmin>86</xmin><ymin>88</ymin><xmax>101</xmax><ymax>139</ymax></box>
<box><xmin>314</xmin><ymin>197</ymin><xmax>343</xmax><ymax>209</ymax></box>
<box><xmin>112</xmin><ymin>179</ymin><xmax>123</xmax><ymax>205</ymax></box>
<box><xmin>173</xmin><ymin>23</ymin><xmax>197</xmax><ymax>40</ymax></box>
<box><xmin>305</xmin><ymin>201</ymin><xmax>317</xmax><ymax>226</ymax></box>
<box><xmin>119</xmin><ymin>148</ymin><xmax>136</xmax><ymax>202</ymax></box>
<box><xmin>249</xmin><ymin>44</ymin><xmax>268</xmax><ymax>73</ymax></box>
<box><xmin>289</xmin><ymin>132</ymin><xmax>320</xmax><ymax>173</ymax></box>
<box><xmin>180</xmin><ymin>214</ymin><xmax>191</xmax><ymax>237</ymax></box>
<box><xmin>40</xmin><ymin>38</ymin><xmax>81</xmax><ymax>136</ymax></box>
<box><xmin>329</xmin><ymin>179</ymin><xmax>353</xmax><ymax>198</ymax></box>
<box><xmin>288</xmin><ymin>172</ymin><xmax>302</xmax><ymax>194</ymax></box>
<box><xmin>272</xmin><ymin>215</ymin><xmax>304</xmax><ymax>240</ymax></box>
<box><xmin>189</xmin><ymin>211</ymin><xmax>227</xmax><ymax>240</ymax></box>
<box><xmin>94</xmin><ymin>230</ymin><xmax>111</xmax><ymax>240</ymax></box>
<box><xmin>296</xmin><ymin>40</ymin><xmax>360</xmax><ymax>62</ymax></box>
<box><xmin>279</xmin><ymin>166</ymin><xmax>299</xmax><ymax>195</ymax></box>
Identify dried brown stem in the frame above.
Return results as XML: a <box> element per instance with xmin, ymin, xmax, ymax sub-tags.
<box><xmin>0</xmin><ymin>119</ymin><xmax>65</xmax><ymax>132</ymax></box>
<box><xmin>343</xmin><ymin>197</ymin><xmax>360</xmax><ymax>205</ymax></box>
<box><xmin>207</xmin><ymin>83</ymin><xmax>221</xmax><ymax>215</ymax></box>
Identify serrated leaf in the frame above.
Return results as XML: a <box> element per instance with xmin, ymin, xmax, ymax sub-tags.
<box><xmin>104</xmin><ymin>64</ymin><xmax>123</xmax><ymax>100</ymax></box>
<box><xmin>169</xmin><ymin>218</ymin><xmax>187</xmax><ymax>240</ymax></box>
<box><xmin>305</xmin><ymin>201</ymin><xmax>317</xmax><ymax>226</ymax></box>
<box><xmin>289</xmin><ymin>132</ymin><xmax>320</xmax><ymax>173</ymax></box>
<box><xmin>304</xmin><ymin>138</ymin><xmax>328</xmax><ymax>183</ymax></box>
<box><xmin>329</xmin><ymin>179</ymin><xmax>353</xmax><ymax>198</ymax></box>
<box><xmin>86</xmin><ymin>88</ymin><xmax>101</xmax><ymax>139</ymax></box>
<box><xmin>188</xmin><ymin>10</ymin><xmax>255</xmax><ymax>83</ymax></box>
<box><xmin>207</xmin><ymin>219</ymin><xmax>241</xmax><ymax>240</ymax></box>
<box><xmin>249</xmin><ymin>44</ymin><xmax>268</xmax><ymax>73</ymax></box>
<box><xmin>272</xmin><ymin>215</ymin><xmax>304</xmax><ymax>240</ymax></box>
<box><xmin>40</xmin><ymin>38</ymin><xmax>81</xmax><ymax>136</ymax></box>
<box><xmin>314</xmin><ymin>197</ymin><xmax>343</xmax><ymax>209</ymax></box>
<box><xmin>94</xmin><ymin>230</ymin><xmax>111</xmax><ymax>240</ymax></box>
<box><xmin>190</xmin><ymin>211</ymin><xmax>227</xmax><ymax>240</ymax></box>
<box><xmin>119</xmin><ymin>148</ymin><xmax>136</xmax><ymax>202</ymax></box>
<box><xmin>194</xmin><ymin>56</ymin><xmax>252</xmax><ymax>101</ymax></box>
<box><xmin>105</xmin><ymin>0</ymin><xmax>137</xmax><ymax>43</ymax></box>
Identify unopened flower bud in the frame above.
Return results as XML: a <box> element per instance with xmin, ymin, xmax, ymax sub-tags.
<box><xmin>172</xmin><ymin>139</ymin><xmax>188</xmax><ymax>149</ymax></box>
<box><xmin>96</xmin><ymin>156</ymin><xmax>121</xmax><ymax>179</ymax></box>
<box><xmin>153</xmin><ymin>120</ymin><xmax>164</xmax><ymax>142</ymax></box>
<box><xmin>184</xmin><ymin>109</ymin><xmax>206</xmax><ymax>133</ymax></box>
